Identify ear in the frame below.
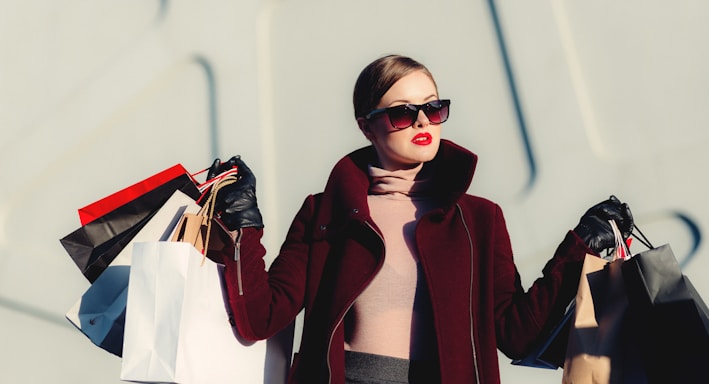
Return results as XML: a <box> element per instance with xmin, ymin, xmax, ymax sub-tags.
<box><xmin>357</xmin><ymin>117</ymin><xmax>374</xmax><ymax>140</ymax></box>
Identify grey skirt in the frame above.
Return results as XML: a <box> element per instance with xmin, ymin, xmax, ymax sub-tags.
<box><xmin>344</xmin><ymin>351</ymin><xmax>441</xmax><ymax>384</ymax></box>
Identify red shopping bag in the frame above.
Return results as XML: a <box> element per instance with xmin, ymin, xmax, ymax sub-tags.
<box><xmin>78</xmin><ymin>164</ymin><xmax>196</xmax><ymax>225</ymax></box>
<box><xmin>61</xmin><ymin>165</ymin><xmax>201</xmax><ymax>282</ymax></box>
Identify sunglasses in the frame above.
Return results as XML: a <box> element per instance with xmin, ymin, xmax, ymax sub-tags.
<box><xmin>364</xmin><ymin>99</ymin><xmax>451</xmax><ymax>129</ymax></box>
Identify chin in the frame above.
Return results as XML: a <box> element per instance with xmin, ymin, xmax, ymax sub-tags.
<box><xmin>418</xmin><ymin>142</ymin><xmax>440</xmax><ymax>162</ymax></box>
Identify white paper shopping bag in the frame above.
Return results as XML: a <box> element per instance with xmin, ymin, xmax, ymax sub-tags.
<box><xmin>65</xmin><ymin>190</ymin><xmax>201</xmax><ymax>356</ymax></box>
<box><xmin>121</xmin><ymin>241</ymin><xmax>279</xmax><ymax>383</ymax></box>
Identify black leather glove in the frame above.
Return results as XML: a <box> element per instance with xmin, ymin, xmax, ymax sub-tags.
<box><xmin>574</xmin><ymin>195</ymin><xmax>633</xmax><ymax>253</ymax></box>
<box><xmin>207</xmin><ymin>156</ymin><xmax>264</xmax><ymax>231</ymax></box>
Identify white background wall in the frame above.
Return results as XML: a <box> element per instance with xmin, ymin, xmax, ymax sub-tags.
<box><xmin>1</xmin><ymin>1</ymin><xmax>708</xmax><ymax>382</ymax></box>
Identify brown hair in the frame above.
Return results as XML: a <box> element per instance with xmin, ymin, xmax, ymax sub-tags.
<box><xmin>352</xmin><ymin>55</ymin><xmax>437</xmax><ymax>119</ymax></box>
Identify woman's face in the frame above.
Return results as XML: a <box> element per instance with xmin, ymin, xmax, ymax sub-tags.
<box><xmin>358</xmin><ymin>70</ymin><xmax>442</xmax><ymax>171</ymax></box>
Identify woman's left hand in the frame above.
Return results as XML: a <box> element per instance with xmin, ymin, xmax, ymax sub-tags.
<box><xmin>573</xmin><ymin>195</ymin><xmax>633</xmax><ymax>253</ymax></box>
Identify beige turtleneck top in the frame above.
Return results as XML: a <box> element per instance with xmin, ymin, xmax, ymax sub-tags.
<box><xmin>344</xmin><ymin>163</ymin><xmax>440</xmax><ymax>361</ymax></box>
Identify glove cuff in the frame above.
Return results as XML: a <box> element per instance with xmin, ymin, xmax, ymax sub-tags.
<box><xmin>220</xmin><ymin>207</ymin><xmax>264</xmax><ymax>231</ymax></box>
<box><xmin>573</xmin><ymin>223</ymin><xmax>594</xmax><ymax>245</ymax></box>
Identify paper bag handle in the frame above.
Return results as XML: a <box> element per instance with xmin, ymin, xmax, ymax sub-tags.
<box><xmin>198</xmin><ymin>175</ymin><xmax>237</xmax><ymax>252</ymax></box>
<box><xmin>171</xmin><ymin>174</ymin><xmax>237</xmax><ymax>264</ymax></box>
<box><xmin>609</xmin><ymin>220</ymin><xmax>630</xmax><ymax>260</ymax></box>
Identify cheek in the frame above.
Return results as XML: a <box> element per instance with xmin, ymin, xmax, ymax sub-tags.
<box><xmin>367</xmin><ymin>121</ymin><xmax>391</xmax><ymax>142</ymax></box>
<box><xmin>381</xmin><ymin>132</ymin><xmax>413</xmax><ymax>154</ymax></box>
<box><xmin>432</xmin><ymin>126</ymin><xmax>443</xmax><ymax>140</ymax></box>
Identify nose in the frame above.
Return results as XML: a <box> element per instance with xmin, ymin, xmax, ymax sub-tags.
<box><xmin>414</xmin><ymin>109</ymin><xmax>430</xmax><ymax>128</ymax></box>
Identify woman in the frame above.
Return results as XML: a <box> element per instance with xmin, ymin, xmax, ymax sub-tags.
<box><xmin>208</xmin><ymin>54</ymin><xmax>633</xmax><ymax>383</ymax></box>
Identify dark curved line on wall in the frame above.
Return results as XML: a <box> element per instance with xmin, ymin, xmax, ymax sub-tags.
<box><xmin>487</xmin><ymin>0</ymin><xmax>537</xmax><ymax>195</ymax></box>
<box><xmin>154</xmin><ymin>3</ymin><xmax>219</xmax><ymax>159</ymax></box>
<box><xmin>672</xmin><ymin>211</ymin><xmax>702</xmax><ymax>269</ymax></box>
<box><xmin>155</xmin><ymin>0</ymin><xmax>170</xmax><ymax>24</ymax></box>
<box><xmin>192</xmin><ymin>55</ymin><xmax>220</xmax><ymax>160</ymax></box>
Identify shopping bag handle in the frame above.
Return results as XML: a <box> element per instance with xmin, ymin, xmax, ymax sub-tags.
<box><xmin>610</xmin><ymin>220</ymin><xmax>631</xmax><ymax>260</ymax></box>
<box><xmin>630</xmin><ymin>223</ymin><xmax>654</xmax><ymax>250</ymax></box>
<box><xmin>198</xmin><ymin>175</ymin><xmax>238</xmax><ymax>262</ymax></box>
<box><xmin>190</xmin><ymin>166</ymin><xmax>240</xmax><ymax>205</ymax></box>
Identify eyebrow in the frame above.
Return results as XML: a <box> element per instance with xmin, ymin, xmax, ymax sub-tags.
<box><xmin>385</xmin><ymin>94</ymin><xmax>438</xmax><ymax>107</ymax></box>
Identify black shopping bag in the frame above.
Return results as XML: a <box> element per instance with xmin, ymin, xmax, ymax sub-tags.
<box><xmin>622</xmin><ymin>244</ymin><xmax>709</xmax><ymax>383</ymax></box>
<box><xmin>511</xmin><ymin>301</ymin><xmax>574</xmax><ymax>369</ymax></box>
<box><xmin>60</xmin><ymin>173</ymin><xmax>200</xmax><ymax>282</ymax></box>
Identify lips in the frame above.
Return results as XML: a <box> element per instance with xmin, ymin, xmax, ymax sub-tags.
<box><xmin>412</xmin><ymin>132</ymin><xmax>432</xmax><ymax>145</ymax></box>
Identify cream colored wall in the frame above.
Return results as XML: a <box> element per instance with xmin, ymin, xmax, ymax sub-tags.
<box><xmin>1</xmin><ymin>1</ymin><xmax>707</xmax><ymax>382</ymax></box>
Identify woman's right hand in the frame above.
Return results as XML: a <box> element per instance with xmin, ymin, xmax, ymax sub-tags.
<box><xmin>208</xmin><ymin>156</ymin><xmax>263</xmax><ymax>231</ymax></box>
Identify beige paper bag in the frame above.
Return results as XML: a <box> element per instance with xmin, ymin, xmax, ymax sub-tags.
<box><xmin>562</xmin><ymin>253</ymin><xmax>628</xmax><ymax>384</ymax></box>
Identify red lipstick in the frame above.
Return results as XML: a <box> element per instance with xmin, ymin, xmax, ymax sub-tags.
<box><xmin>412</xmin><ymin>132</ymin><xmax>432</xmax><ymax>145</ymax></box>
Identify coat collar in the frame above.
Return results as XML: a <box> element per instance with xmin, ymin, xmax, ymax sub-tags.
<box><xmin>318</xmin><ymin>139</ymin><xmax>478</xmax><ymax>227</ymax></box>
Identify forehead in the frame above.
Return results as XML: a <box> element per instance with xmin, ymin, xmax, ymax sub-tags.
<box><xmin>379</xmin><ymin>70</ymin><xmax>438</xmax><ymax>106</ymax></box>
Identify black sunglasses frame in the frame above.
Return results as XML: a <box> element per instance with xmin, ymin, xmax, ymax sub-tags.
<box><xmin>364</xmin><ymin>99</ymin><xmax>451</xmax><ymax>129</ymax></box>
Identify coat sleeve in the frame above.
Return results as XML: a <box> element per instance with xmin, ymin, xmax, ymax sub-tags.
<box><xmin>220</xmin><ymin>195</ymin><xmax>317</xmax><ymax>341</ymax></box>
<box><xmin>490</xmin><ymin>203</ymin><xmax>591</xmax><ymax>358</ymax></box>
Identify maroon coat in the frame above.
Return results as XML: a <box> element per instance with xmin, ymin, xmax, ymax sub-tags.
<box><xmin>222</xmin><ymin>139</ymin><xmax>591</xmax><ymax>383</ymax></box>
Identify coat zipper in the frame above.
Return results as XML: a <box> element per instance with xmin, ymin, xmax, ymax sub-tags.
<box><xmin>325</xmin><ymin>220</ymin><xmax>384</xmax><ymax>383</ymax></box>
<box><xmin>456</xmin><ymin>203</ymin><xmax>481</xmax><ymax>384</ymax></box>
<box><xmin>234</xmin><ymin>230</ymin><xmax>244</xmax><ymax>295</ymax></box>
